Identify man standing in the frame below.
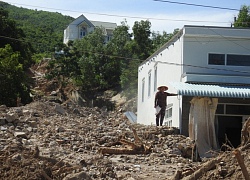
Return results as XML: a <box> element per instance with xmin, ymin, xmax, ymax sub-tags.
<box><xmin>154</xmin><ymin>85</ymin><xmax>178</xmax><ymax>126</ymax></box>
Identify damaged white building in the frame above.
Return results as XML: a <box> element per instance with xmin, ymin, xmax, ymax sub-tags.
<box><xmin>137</xmin><ymin>25</ymin><xmax>250</xmax><ymax>156</ymax></box>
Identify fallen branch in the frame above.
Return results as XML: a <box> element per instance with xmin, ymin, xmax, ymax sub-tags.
<box><xmin>99</xmin><ymin>128</ymin><xmax>151</xmax><ymax>155</ymax></box>
<box><xmin>132</xmin><ymin>128</ymin><xmax>143</xmax><ymax>144</ymax></box>
<box><xmin>182</xmin><ymin>157</ymin><xmax>222</xmax><ymax>180</ymax></box>
<box><xmin>99</xmin><ymin>147</ymin><xmax>143</xmax><ymax>155</ymax></box>
<box><xmin>233</xmin><ymin>149</ymin><xmax>250</xmax><ymax>180</ymax></box>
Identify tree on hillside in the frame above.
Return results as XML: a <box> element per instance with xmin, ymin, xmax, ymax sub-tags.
<box><xmin>119</xmin><ymin>20</ymin><xmax>153</xmax><ymax>97</ymax></box>
<box><xmin>106</xmin><ymin>21</ymin><xmax>133</xmax><ymax>89</ymax></box>
<box><xmin>46</xmin><ymin>44</ymin><xmax>80</xmax><ymax>89</ymax></box>
<box><xmin>234</xmin><ymin>5</ymin><xmax>250</xmax><ymax>27</ymax></box>
<box><xmin>0</xmin><ymin>45</ymin><xmax>31</xmax><ymax>106</ymax></box>
<box><xmin>74</xmin><ymin>28</ymin><xmax>107</xmax><ymax>93</ymax></box>
<box><xmin>0</xmin><ymin>8</ymin><xmax>34</xmax><ymax>69</ymax></box>
<box><xmin>152</xmin><ymin>29</ymin><xmax>179</xmax><ymax>50</ymax></box>
<box><xmin>132</xmin><ymin>20</ymin><xmax>153</xmax><ymax>60</ymax></box>
<box><xmin>0</xmin><ymin>8</ymin><xmax>33</xmax><ymax>106</ymax></box>
<box><xmin>59</xmin><ymin>27</ymin><xmax>125</xmax><ymax>104</ymax></box>
<box><xmin>0</xmin><ymin>1</ymin><xmax>73</xmax><ymax>54</ymax></box>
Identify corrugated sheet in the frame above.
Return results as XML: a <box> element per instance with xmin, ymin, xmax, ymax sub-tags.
<box><xmin>170</xmin><ymin>82</ymin><xmax>250</xmax><ymax>98</ymax></box>
<box><xmin>124</xmin><ymin>111</ymin><xmax>137</xmax><ymax>123</ymax></box>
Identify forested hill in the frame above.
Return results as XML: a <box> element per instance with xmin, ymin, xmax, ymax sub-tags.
<box><xmin>0</xmin><ymin>1</ymin><xmax>74</xmax><ymax>53</ymax></box>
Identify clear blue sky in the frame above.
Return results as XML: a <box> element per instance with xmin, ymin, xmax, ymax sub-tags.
<box><xmin>3</xmin><ymin>0</ymin><xmax>250</xmax><ymax>33</ymax></box>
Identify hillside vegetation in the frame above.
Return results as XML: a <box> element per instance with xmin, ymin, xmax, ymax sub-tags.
<box><xmin>0</xmin><ymin>1</ymin><xmax>73</xmax><ymax>53</ymax></box>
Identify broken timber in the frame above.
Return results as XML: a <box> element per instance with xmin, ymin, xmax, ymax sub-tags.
<box><xmin>233</xmin><ymin>149</ymin><xmax>250</xmax><ymax>180</ymax></box>
<box><xmin>99</xmin><ymin>128</ymin><xmax>151</xmax><ymax>155</ymax></box>
<box><xmin>181</xmin><ymin>156</ymin><xmax>223</xmax><ymax>180</ymax></box>
<box><xmin>241</xmin><ymin>118</ymin><xmax>250</xmax><ymax>146</ymax></box>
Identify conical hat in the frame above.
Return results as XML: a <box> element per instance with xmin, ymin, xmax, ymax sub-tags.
<box><xmin>157</xmin><ymin>85</ymin><xmax>168</xmax><ymax>91</ymax></box>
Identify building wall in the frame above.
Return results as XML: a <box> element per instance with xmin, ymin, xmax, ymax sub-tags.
<box><xmin>137</xmin><ymin>35</ymin><xmax>183</xmax><ymax>126</ymax></box>
<box><xmin>64</xmin><ymin>24</ymin><xmax>81</xmax><ymax>43</ymax></box>
<box><xmin>182</xmin><ymin>26</ymin><xmax>250</xmax><ymax>83</ymax></box>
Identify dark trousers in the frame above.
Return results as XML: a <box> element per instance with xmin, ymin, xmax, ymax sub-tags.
<box><xmin>156</xmin><ymin>107</ymin><xmax>166</xmax><ymax>126</ymax></box>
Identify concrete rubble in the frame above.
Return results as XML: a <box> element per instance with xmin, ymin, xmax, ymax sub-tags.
<box><xmin>0</xmin><ymin>93</ymin><xmax>250</xmax><ymax>180</ymax></box>
<box><xmin>0</xmin><ymin>101</ymin><xmax>249</xmax><ymax>179</ymax></box>
<box><xmin>0</xmin><ymin>100</ymin><xmax>202</xmax><ymax>180</ymax></box>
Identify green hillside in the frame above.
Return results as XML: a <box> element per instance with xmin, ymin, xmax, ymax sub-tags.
<box><xmin>0</xmin><ymin>1</ymin><xmax>74</xmax><ymax>53</ymax></box>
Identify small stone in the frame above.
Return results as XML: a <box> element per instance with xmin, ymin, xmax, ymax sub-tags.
<box><xmin>0</xmin><ymin>126</ymin><xmax>7</xmax><ymax>131</ymax></box>
<box><xmin>0</xmin><ymin>105</ymin><xmax>7</xmax><ymax>111</ymax></box>
<box><xmin>56</xmin><ymin>126</ymin><xmax>65</xmax><ymax>132</ymax></box>
<box><xmin>0</xmin><ymin>118</ymin><xmax>6</xmax><ymax>125</ymax></box>
<box><xmin>29</xmin><ymin>121</ymin><xmax>37</xmax><ymax>128</ymax></box>
<box><xmin>73</xmin><ymin>108</ymin><xmax>80</xmax><ymax>114</ymax></box>
<box><xmin>12</xmin><ymin>154</ymin><xmax>22</xmax><ymax>161</ymax></box>
<box><xmin>27</xmin><ymin>127</ymin><xmax>33</xmax><ymax>132</ymax></box>
<box><xmin>44</xmin><ymin>120</ymin><xmax>50</xmax><ymax>125</ymax></box>
<box><xmin>160</xmin><ymin>169</ymin><xmax>166</xmax><ymax>173</ymax></box>
<box><xmin>50</xmin><ymin>91</ymin><xmax>57</xmax><ymax>96</ymax></box>
<box><xmin>165</xmin><ymin>159</ymin><xmax>171</xmax><ymax>163</ymax></box>
<box><xmin>63</xmin><ymin>171</ymin><xmax>91</xmax><ymax>180</ymax></box>
<box><xmin>6</xmin><ymin>113</ymin><xmax>18</xmax><ymax>123</ymax></box>
<box><xmin>14</xmin><ymin>132</ymin><xmax>27</xmax><ymax>138</ymax></box>
<box><xmin>55</xmin><ymin>104</ymin><xmax>65</xmax><ymax>115</ymax></box>
<box><xmin>133</xmin><ymin>164</ymin><xmax>141</xmax><ymax>168</ymax></box>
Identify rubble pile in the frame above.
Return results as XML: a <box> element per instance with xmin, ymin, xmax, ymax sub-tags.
<box><xmin>0</xmin><ymin>103</ymin><xmax>249</xmax><ymax>179</ymax></box>
<box><xmin>0</xmin><ymin>101</ymin><xmax>204</xmax><ymax>180</ymax></box>
<box><xmin>193</xmin><ymin>145</ymin><xmax>250</xmax><ymax>180</ymax></box>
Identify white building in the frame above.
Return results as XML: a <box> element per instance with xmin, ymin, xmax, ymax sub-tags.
<box><xmin>63</xmin><ymin>15</ymin><xmax>117</xmax><ymax>44</ymax></box>
<box><xmin>137</xmin><ymin>25</ymin><xmax>250</xmax><ymax>149</ymax></box>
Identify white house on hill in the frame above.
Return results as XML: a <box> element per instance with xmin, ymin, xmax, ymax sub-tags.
<box><xmin>63</xmin><ymin>15</ymin><xmax>117</xmax><ymax>44</ymax></box>
<box><xmin>137</xmin><ymin>25</ymin><xmax>250</xmax><ymax>155</ymax></box>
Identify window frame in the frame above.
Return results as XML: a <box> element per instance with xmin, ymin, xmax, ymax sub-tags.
<box><xmin>80</xmin><ymin>26</ymin><xmax>87</xmax><ymax>38</ymax></box>
<box><xmin>208</xmin><ymin>53</ymin><xmax>225</xmax><ymax>65</ymax></box>
<box><xmin>148</xmin><ymin>70</ymin><xmax>152</xmax><ymax>97</ymax></box>
<box><xmin>208</xmin><ymin>53</ymin><xmax>250</xmax><ymax>67</ymax></box>
<box><xmin>142</xmin><ymin>78</ymin><xmax>145</xmax><ymax>102</ymax></box>
<box><xmin>216</xmin><ymin>103</ymin><xmax>250</xmax><ymax>116</ymax></box>
<box><xmin>154</xmin><ymin>65</ymin><xmax>157</xmax><ymax>92</ymax></box>
<box><xmin>226</xmin><ymin>54</ymin><xmax>250</xmax><ymax>66</ymax></box>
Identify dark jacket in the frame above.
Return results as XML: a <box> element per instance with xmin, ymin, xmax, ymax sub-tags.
<box><xmin>155</xmin><ymin>91</ymin><xmax>177</xmax><ymax>108</ymax></box>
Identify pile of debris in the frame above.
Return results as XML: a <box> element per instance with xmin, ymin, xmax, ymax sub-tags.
<box><xmin>1</xmin><ymin>101</ymin><xmax>249</xmax><ymax>179</ymax></box>
<box><xmin>0</xmin><ymin>101</ymin><xmax>201</xmax><ymax>180</ymax></box>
